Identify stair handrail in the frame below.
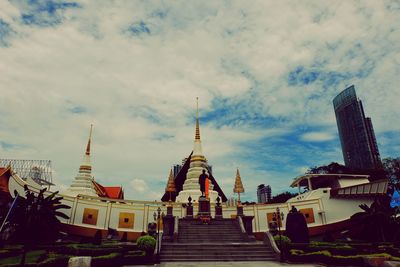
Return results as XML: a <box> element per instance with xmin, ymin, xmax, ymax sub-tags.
<box><xmin>264</xmin><ymin>231</ymin><xmax>281</xmax><ymax>260</ymax></box>
<box><xmin>237</xmin><ymin>216</ymin><xmax>246</xmax><ymax>234</ymax></box>
<box><xmin>173</xmin><ymin>216</ymin><xmax>179</xmax><ymax>242</ymax></box>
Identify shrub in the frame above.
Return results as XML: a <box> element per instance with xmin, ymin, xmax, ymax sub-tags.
<box><xmin>93</xmin><ymin>230</ymin><xmax>102</xmax><ymax>245</ymax></box>
<box><xmin>136</xmin><ymin>235</ymin><xmax>156</xmax><ymax>255</ymax></box>
<box><xmin>274</xmin><ymin>235</ymin><xmax>291</xmax><ymax>249</ymax></box>
<box><xmin>290</xmin><ymin>249</ymin><xmax>304</xmax><ymax>256</ymax></box>
<box><xmin>120</xmin><ymin>232</ymin><xmax>127</xmax><ymax>242</ymax></box>
<box><xmin>92</xmin><ymin>252</ymin><xmax>122</xmax><ymax>267</ymax></box>
<box><xmin>58</xmin><ymin>243</ymin><xmax>123</xmax><ymax>256</ymax></box>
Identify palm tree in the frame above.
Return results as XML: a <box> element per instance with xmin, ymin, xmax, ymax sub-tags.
<box><xmin>8</xmin><ymin>185</ymin><xmax>70</xmax><ymax>265</ymax></box>
<box><xmin>350</xmin><ymin>197</ymin><xmax>395</xmax><ymax>242</ymax></box>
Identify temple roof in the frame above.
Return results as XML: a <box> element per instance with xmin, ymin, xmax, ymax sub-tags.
<box><xmin>92</xmin><ymin>180</ymin><xmax>124</xmax><ymax>199</ymax></box>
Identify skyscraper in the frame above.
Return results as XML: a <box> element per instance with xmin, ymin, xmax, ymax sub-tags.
<box><xmin>257</xmin><ymin>184</ymin><xmax>271</xmax><ymax>203</ymax></box>
<box><xmin>333</xmin><ymin>85</ymin><xmax>382</xmax><ymax>170</ymax></box>
<box><xmin>172</xmin><ymin>164</ymin><xmax>182</xmax><ymax>178</ymax></box>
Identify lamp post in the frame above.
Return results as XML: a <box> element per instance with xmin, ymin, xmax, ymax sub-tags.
<box><xmin>153</xmin><ymin>207</ymin><xmax>164</xmax><ymax>260</ymax></box>
<box><xmin>274</xmin><ymin>207</ymin><xmax>285</xmax><ymax>262</ymax></box>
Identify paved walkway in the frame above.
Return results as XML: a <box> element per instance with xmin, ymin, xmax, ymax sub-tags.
<box><xmin>127</xmin><ymin>262</ymin><xmax>323</xmax><ymax>267</ymax></box>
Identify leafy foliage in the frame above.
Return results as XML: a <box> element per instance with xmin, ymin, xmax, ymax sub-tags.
<box><xmin>383</xmin><ymin>157</ymin><xmax>400</xmax><ymax>191</ymax></box>
<box><xmin>274</xmin><ymin>235</ymin><xmax>291</xmax><ymax>248</ymax></box>
<box><xmin>350</xmin><ymin>197</ymin><xmax>400</xmax><ymax>242</ymax></box>
<box><xmin>8</xmin><ymin>185</ymin><xmax>70</xmax><ymax>244</ymax></box>
<box><xmin>136</xmin><ymin>235</ymin><xmax>156</xmax><ymax>255</ymax></box>
<box><xmin>269</xmin><ymin>192</ymin><xmax>297</xmax><ymax>204</ymax></box>
<box><xmin>307</xmin><ymin>162</ymin><xmax>350</xmax><ymax>174</ymax></box>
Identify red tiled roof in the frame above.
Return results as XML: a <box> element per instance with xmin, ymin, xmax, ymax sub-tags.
<box><xmin>0</xmin><ymin>167</ymin><xmax>10</xmax><ymax>176</ymax></box>
<box><xmin>103</xmin><ymin>186</ymin><xmax>124</xmax><ymax>199</ymax></box>
<box><xmin>92</xmin><ymin>180</ymin><xmax>124</xmax><ymax>199</ymax></box>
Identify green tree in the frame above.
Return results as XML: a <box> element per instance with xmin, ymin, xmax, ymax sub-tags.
<box><xmin>307</xmin><ymin>162</ymin><xmax>350</xmax><ymax>174</ymax></box>
<box><xmin>382</xmin><ymin>157</ymin><xmax>400</xmax><ymax>190</ymax></box>
<box><xmin>350</xmin><ymin>197</ymin><xmax>399</xmax><ymax>242</ymax></box>
<box><xmin>269</xmin><ymin>192</ymin><xmax>298</xmax><ymax>204</ymax></box>
<box><xmin>8</xmin><ymin>185</ymin><xmax>70</xmax><ymax>265</ymax></box>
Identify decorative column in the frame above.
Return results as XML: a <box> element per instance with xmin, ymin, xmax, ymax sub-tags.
<box><xmin>215</xmin><ymin>196</ymin><xmax>223</xmax><ymax>219</ymax></box>
<box><xmin>165</xmin><ymin>169</ymin><xmax>176</xmax><ymax>216</ymax></box>
<box><xmin>233</xmin><ymin>168</ymin><xmax>245</xmax><ymax>215</ymax></box>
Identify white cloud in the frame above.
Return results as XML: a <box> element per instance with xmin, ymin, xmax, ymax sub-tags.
<box><xmin>130</xmin><ymin>178</ymin><xmax>147</xmax><ymax>193</ymax></box>
<box><xmin>0</xmin><ymin>1</ymin><xmax>399</xmax><ymax>201</ymax></box>
<box><xmin>301</xmin><ymin>132</ymin><xmax>336</xmax><ymax>142</ymax></box>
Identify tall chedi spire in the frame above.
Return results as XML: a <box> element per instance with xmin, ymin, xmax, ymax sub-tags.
<box><xmin>176</xmin><ymin>98</ymin><xmax>220</xmax><ymax>203</ymax></box>
<box><xmin>66</xmin><ymin>125</ymin><xmax>98</xmax><ymax>197</ymax></box>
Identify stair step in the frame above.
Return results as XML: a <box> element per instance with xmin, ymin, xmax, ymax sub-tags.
<box><xmin>160</xmin><ymin>256</ymin><xmax>275</xmax><ymax>261</ymax></box>
<box><xmin>161</xmin><ymin>252</ymin><xmax>274</xmax><ymax>256</ymax></box>
<box><xmin>161</xmin><ymin>218</ymin><xmax>276</xmax><ymax>263</ymax></box>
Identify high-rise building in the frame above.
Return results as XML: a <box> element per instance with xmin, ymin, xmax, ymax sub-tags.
<box><xmin>333</xmin><ymin>85</ymin><xmax>382</xmax><ymax>170</ymax></box>
<box><xmin>257</xmin><ymin>184</ymin><xmax>271</xmax><ymax>203</ymax></box>
<box><xmin>173</xmin><ymin>161</ymin><xmax>212</xmax><ymax>178</ymax></box>
<box><xmin>172</xmin><ymin>164</ymin><xmax>182</xmax><ymax>178</ymax></box>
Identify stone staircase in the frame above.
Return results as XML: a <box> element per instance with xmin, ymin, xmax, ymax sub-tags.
<box><xmin>160</xmin><ymin>218</ymin><xmax>276</xmax><ymax>262</ymax></box>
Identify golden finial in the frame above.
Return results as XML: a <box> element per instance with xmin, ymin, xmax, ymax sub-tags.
<box><xmin>233</xmin><ymin>168</ymin><xmax>245</xmax><ymax>203</ymax></box>
<box><xmin>85</xmin><ymin>124</ymin><xmax>93</xmax><ymax>155</ymax></box>
<box><xmin>195</xmin><ymin>97</ymin><xmax>200</xmax><ymax>140</ymax></box>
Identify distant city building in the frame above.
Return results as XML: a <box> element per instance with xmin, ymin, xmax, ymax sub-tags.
<box><xmin>172</xmin><ymin>164</ymin><xmax>182</xmax><ymax>178</ymax></box>
<box><xmin>257</xmin><ymin>184</ymin><xmax>271</xmax><ymax>203</ymax></box>
<box><xmin>172</xmin><ymin>160</ymin><xmax>212</xmax><ymax>178</ymax></box>
<box><xmin>227</xmin><ymin>197</ymin><xmax>238</xmax><ymax>207</ymax></box>
<box><xmin>333</xmin><ymin>85</ymin><xmax>382</xmax><ymax>170</ymax></box>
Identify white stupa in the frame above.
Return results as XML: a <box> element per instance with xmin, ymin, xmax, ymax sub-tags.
<box><xmin>65</xmin><ymin>125</ymin><xmax>97</xmax><ymax>197</ymax></box>
<box><xmin>175</xmin><ymin>99</ymin><xmax>220</xmax><ymax>203</ymax></box>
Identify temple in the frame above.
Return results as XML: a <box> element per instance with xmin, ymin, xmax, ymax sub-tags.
<box><xmin>65</xmin><ymin>125</ymin><xmax>97</xmax><ymax>196</ymax></box>
<box><xmin>162</xmin><ymin>99</ymin><xmax>227</xmax><ymax>203</ymax></box>
<box><xmin>64</xmin><ymin>125</ymin><xmax>124</xmax><ymax>199</ymax></box>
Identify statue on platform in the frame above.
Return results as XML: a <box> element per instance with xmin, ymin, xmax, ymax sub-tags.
<box><xmin>199</xmin><ymin>169</ymin><xmax>208</xmax><ymax>197</ymax></box>
<box><xmin>286</xmin><ymin>206</ymin><xmax>309</xmax><ymax>244</ymax></box>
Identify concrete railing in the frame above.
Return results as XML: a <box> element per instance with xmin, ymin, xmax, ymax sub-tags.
<box><xmin>264</xmin><ymin>231</ymin><xmax>281</xmax><ymax>261</ymax></box>
<box><xmin>173</xmin><ymin>216</ymin><xmax>179</xmax><ymax>242</ymax></box>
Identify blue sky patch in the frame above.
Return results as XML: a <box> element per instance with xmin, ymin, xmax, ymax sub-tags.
<box><xmin>128</xmin><ymin>106</ymin><xmax>161</xmax><ymax>124</ymax></box>
<box><xmin>152</xmin><ymin>133</ymin><xmax>174</xmax><ymax>141</ymax></box>
<box><xmin>0</xmin><ymin>141</ymin><xmax>18</xmax><ymax>151</ymax></box>
<box><xmin>68</xmin><ymin>106</ymin><xmax>87</xmax><ymax>114</ymax></box>
<box><xmin>151</xmin><ymin>9</ymin><xmax>168</xmax><ymax>19</ymax></box>
<box><xmin>12</xmin><ymin>0</ymin><xmax>80</xmax><ymax>27</ymax></box>
<box><xmin>237</xmin><ymin>130</ymin><xmax>341</xmax><ymax>175</ymax></box>
<box><xmin>288</xmin><ymin>66</ymin><xmax>320</xmax><ymax>86</ymax></box>
<box><xmin>200</xmin><ymin>95</ymin><xmax>288</xmax><ymax>129</ymax></box>
<box><xmin>126</xmin><ymin>21</ymin><xmax>151</xmax><ymax>36</ymax></box>
<box><xmin>0</xmin><ymin>19</ymin><xmax>13</xmax><ymax>46</ymax></box>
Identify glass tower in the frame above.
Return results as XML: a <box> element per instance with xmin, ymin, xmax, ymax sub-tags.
<box><xmin>333</xmin><ymin>85</ymin><xmax>382</xmax><ymax>170</ymax></box>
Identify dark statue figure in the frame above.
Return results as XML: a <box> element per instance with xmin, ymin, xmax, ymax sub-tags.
<box><xmin>199</xmin><ymin>169</ymin><xmax>208</xmax><ymax>196</ymax></box>
<box><xmin>285</xmin><ymin>206</ymin><xmax>309</xmax><ymax>244</ymax></box>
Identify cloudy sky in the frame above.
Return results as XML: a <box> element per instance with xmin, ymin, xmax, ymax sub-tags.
<box><xmin>0</xmin><ymin>0</ymin><xmax>399</xmax><ymax>202</ymax></box>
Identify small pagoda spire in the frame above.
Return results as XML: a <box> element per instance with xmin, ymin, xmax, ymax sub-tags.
<box><xmin>233</xmin><ymin>168</ymin><xmax>245</xmax><ymax>204</ymax></box>
<box><xmin>165</xmin><ymin>169</ymin><xmax>176</xmax><ymax>202</ymax></box>
<box><xmin>66</xmin><ymin>124</ymin><xmax>97</xmax><ymax>197</ymax></box>
<box><xmin>86</xmin><ymin>124</ymin><xmax>93</xmax><ymax>155</ymax></box>
<box><xmin>195</xmin><ymin>97</ymin><xmax>200</xmax><ymax>140</ymax></box>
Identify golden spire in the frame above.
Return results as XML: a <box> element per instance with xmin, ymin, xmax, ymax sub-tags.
<box><xmin>195</xmin><ymin>97</ymin><xmax>200</xmax><ymax>140</ymax></box>
<box><xmin>85</xmin><ymin>124</ymin><xmax>93</xmax><ymax>155</ymax></box>
<box><xmin>233</xmin><ymin>168</ymin><xmax>245</xmax><ymax>203</ymax></box>
<box><xmin>165</xmin><ymin>169</ymin><xmax>176</xmax><ymax>202</ymax></box>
